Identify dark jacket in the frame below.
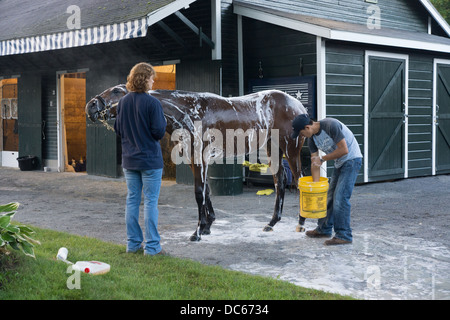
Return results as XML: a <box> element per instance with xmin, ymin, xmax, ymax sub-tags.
<box><xmin>114</xmin><ymin>92</ymin><xmax>167</xmax><ymax>170</ymax></box>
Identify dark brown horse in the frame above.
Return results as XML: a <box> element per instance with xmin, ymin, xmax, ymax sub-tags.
<box><xmin>86</xmin><ymin>85</ymin><xmax>308</xmax><ymax>241</ymax></box>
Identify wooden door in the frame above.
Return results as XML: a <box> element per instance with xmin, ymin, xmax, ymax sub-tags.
<box><xmin>18</xmin><ymin>73</ymin><xmax>42</xmax><ymax>168</ymax></box>
<box><xmin>367</xmin><ymin>55</ymin><xmax>407</xmax><ymax>181</ymax></box>
<box><xmin>435</xmin><ymin>63</ymin><xmax>450</xmax><ymax>174</ymax></box>
<box><xmin>85</xmin><ymin>69</ymin><xmax>122</xmax><ymax>177</ymax></box>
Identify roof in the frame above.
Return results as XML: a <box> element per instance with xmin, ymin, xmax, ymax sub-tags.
<box><xmin>0</xmin><ymin>0</ymin><xmax>196</xmax><ymax>56</ymax></box>
<box><xmin>234</xmin><ymin>0</ymin><xmax>450</xmax><ymax>54</ymax></box>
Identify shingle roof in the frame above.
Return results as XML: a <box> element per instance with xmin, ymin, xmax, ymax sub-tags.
<box><xmin>0</xmin><ymin>0</ymin><xmax>200</xmax><ymax>56</ymax></box>
<box><xmin>0</xmin><ymin>0</ymin><xmax>176</xmax><ymax>41</ymax></box>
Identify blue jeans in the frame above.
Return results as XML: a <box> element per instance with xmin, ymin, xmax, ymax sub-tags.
<box><xmin>316</xmin><ymin>158</ymin><xmax>362</xmax><ymax>242</ymax></box>
<box><xmin>123</xmin><ymin>168</ymin><xmax>163</xmax><ymax>255</ymax></box>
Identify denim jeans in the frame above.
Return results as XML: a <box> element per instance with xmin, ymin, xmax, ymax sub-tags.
<box><xmin>316</xmin><ymin>158</ymin><xmax>362</xmax><ymax>242</ymax></box>
<box><xmin>123</xmin><ymin>168</ymin><xmax>163</xmax><ymax>255</ymax></box>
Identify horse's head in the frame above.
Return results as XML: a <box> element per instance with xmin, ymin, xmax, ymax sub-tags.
<box><xmin>85</xmin><ymin>84</ymin><xmax>128</xmax><ymax>122</ymax></box>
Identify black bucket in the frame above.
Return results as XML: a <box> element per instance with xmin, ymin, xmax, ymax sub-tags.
<box><xmin>207</xmin><ymin>157</ymin><xmax>243</xmax><ymax>196</ymax></box>
<box><xmin>17</xmin><ymin>155</ymin><xmax>39</xmax><ymax>171</ymax></box>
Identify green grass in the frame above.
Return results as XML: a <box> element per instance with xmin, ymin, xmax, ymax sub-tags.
<box><xmin>0</xmin><ymin>226</ymin><xmax>353</xmax><ymax>300</ymax></box>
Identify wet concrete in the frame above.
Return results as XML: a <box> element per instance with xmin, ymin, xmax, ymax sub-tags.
<box><xmin>1</xmin><ymin>167</ymin><xmax>449</xmax><ymax>300</ymax></box>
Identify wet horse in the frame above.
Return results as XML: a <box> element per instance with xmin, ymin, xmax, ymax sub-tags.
<box><xmin>86</xmin><ymin>85</ymin><xmax>308</xmax><ymax>241</ymax></box>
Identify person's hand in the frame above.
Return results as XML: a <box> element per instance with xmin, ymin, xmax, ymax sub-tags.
<box><xmin>311</xmin><ymin>155</ymin><xmax>323</xmax><ymax>167</ymax></box>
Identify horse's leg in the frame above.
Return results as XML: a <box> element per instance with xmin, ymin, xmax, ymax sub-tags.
<box><xmin>190</xmin><ymin>165</ymin><xmax>205</xmax><ymax>241</ymax></box>
<box><xmin>263</xmin><ymin>145</ymin><xmax>286</xmax><ymax>232</ymax></box>
<box><xmin>202</xmin><ymin>182</ymin><xmax>216</xmax><ymax>235</ymax></box>
<box><xmin>189</xmin><ymin>164</ymin><xmax>215</xmax><ymax>241</ymax></box>
<box><xmin>285</xmin><ymin>139</ymin><xmax>306</xmax><ymax>232</ymax></box>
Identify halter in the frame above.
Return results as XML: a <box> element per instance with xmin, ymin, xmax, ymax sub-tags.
<box><xmin>94</xmin><ymin>94</ymin><xmax>119</xmax><ymax>132</ymax></box>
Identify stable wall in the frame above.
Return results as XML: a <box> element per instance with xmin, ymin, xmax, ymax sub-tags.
<box><xmin>242</xmin><ymin>17</ymin><xmax>317</xmax><ymax>86</ymax></box>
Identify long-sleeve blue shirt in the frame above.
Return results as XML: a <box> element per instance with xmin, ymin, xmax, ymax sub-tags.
<box><xmin>114</xmin><ymin>92</ymin><xmax>167</xmax><ymax>170</ymax></box>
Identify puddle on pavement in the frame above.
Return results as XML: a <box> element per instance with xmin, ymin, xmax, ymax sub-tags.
<box><xmin>163</xmin><ymin>216</ymin><xmax>450</xmax><ymax>300</ymax></box>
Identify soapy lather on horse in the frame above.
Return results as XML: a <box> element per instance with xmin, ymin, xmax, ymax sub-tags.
<box><xmin>86</xmin><ymin>85</ymin><xmax>309</xmax><ymax>241</ymax></box>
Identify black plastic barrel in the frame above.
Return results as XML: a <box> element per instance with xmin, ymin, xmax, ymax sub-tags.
<box><xmin>207</xmin><ymin>157</ymin><xmax>243</xmax><ymax>196</ymax></box>
<box><xmin>17</xmin><ymin>155</ymin><xmax>38</xmax><ymax>171</ymax></box>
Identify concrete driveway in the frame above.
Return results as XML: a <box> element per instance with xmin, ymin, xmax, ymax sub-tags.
<box><xmin>1</xmin><ymin>167</ymin><xmax>449</xmax><ymax>299</ymax></box>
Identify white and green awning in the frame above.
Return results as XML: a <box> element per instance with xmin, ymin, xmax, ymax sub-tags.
<box><xmin>0</xmin><ymin>0</ymin><xmax>198</xmax><ymax>57</ymax></box>
<box><xmin>0</xmin><ymin>18</ymin><xmax>148</xmax><ymax>56</ymax></box>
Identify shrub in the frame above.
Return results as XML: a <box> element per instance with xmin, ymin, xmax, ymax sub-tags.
<box><xmin>0</xmin><ymin>202</ymin><xmax>40</xmax><ymax>258</ymax></box>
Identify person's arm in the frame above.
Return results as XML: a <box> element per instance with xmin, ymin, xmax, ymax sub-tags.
<box><xmin>310</xmin><ymin>151</ymin><xmax>321</xmax><ymax>182</ymax></box>
<box><xmin>311</xmin><ymin>139</ymin><xmax>348</xmax><ymax>182</ymax></box>
<box><xmin>113</xmin><ymin>102</ymin><xmax>122</xmax><ymax>137</ymax></box>
<box><xmin>322</xmin><ymin>138</ymin><xmax>348</xmax><ymax>162</ymax></box>
<box><xmin>149</xmin><ymin>100</ymin><xmax>167</xmax><ymax>140</ymax></box>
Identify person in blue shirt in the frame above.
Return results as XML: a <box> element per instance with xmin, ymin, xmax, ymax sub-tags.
<box><xmin>114</xmin><ymin>62</ymin><xmax>168</xmax><ymax>255</ymax></box>
<box><xmin>292</xmin><ymin>114</ymin><xmax>362</xmax><ymax>245</ymax></box>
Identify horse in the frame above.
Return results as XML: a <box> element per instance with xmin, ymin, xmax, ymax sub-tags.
<box><xmin>86</xmin><ymin>85</ymin><xmax>308</xmax><ymax>241</ymax></box>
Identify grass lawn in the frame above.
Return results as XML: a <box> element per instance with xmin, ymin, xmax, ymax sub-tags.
<box><xmin>0</xmin><ymin>225</ymin><xmax>353</xmax><ymax>300</ymax></box>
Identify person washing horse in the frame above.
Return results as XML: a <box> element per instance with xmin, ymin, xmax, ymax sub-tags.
<box><xmin>291</xmin><ymin>114</ymin><xmax>362</xmax><ymax>245</ymax></box>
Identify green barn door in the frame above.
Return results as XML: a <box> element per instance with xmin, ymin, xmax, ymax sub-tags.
<box><xmin>367</xmin><ymin>55</ymin><xmax>407</xmax><ymax>181</ymax></box>
<box><xmin>85</xmin><ymin>68</ymin><xmax>123</xmax><ymax>178</ymax></box>
<box><xmin>18</xmin><ymin>73</ymin><xmax>42</xmax><ymax>168</ymax></box>
<box><xmin>435</xmin><ymin>62</ymin><xmax>450</xmax><ymax>174</ymax></box>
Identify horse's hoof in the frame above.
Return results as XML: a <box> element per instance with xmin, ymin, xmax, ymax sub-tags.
<box><xmin>295</xmin><ymin>225</ymin><xmax>306</xmax><ymax>232</ymax></box>
<box><xmin>189</xmin><ymin>234</ymin><xmax>201</xmax><ymax>241</ymax></box>
<box><xmin>202</xmin><ymin>229</ymin><xmax>211</xmax><ymax>235</ymax></box>
<box><xmin>263</xmin><ymin>225</ymin><xmax>273</xmax><ymax>232</ymax></box>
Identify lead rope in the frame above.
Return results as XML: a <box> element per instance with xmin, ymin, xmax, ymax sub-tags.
<box><xmin>97</xmin><ymin>102</ymin><xmax>118</xmax><ymax>132</ymax></box>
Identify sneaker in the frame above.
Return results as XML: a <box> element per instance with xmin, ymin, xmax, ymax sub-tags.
<box><xmin>305</xmin><ymin>229</ymin><xmax>331</xmax><ymax>238</ymax></box>
<box><xmin>324</xmin><ymin>237</ymin><xmax>352</xmax><ymax>246</ymax></box>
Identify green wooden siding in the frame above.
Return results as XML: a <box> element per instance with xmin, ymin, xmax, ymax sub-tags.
<box><xmin>176</xmin><ymin>59</ymin><xmax>221</xmax><ymax>93</ymax></box>
<box><xmin>242</xmin><ymin>18</ymin><xmax>316</xmax><ymax>87</ymax></box>
<box><xmin>325</xmin><ymin>43</ymin><xmax>365</xmax><ymax>183</ymax></box>
<box><xmin>175</xmin><ymin>59</ymin><xmax>221</xmax><ymax>185</ymax></box>
<box><xmin>42</xmin><ymin>74</ymin><xmax>58</xmax><ymax>162</ymax></box>
<box><xmin>244</xmin><ymin>0</ymin><xmax>428</xmax><ymax>33</ymax></box>
<box><xmin>408</xmin><ymin>56</ymin><xmax>433</xmax><ymax>177</ymax></box>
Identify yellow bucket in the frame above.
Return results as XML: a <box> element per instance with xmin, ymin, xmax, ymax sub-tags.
<box><xmin>298</xmin><ymin>176</ymin><xmax>329</xmax><ymax>219</ymax></box>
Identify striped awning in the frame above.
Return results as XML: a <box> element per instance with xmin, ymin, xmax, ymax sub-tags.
<box><xmin>0</xmin><ymin>17</ymin><xmax>148</xmax><ymax>56</ymax></box>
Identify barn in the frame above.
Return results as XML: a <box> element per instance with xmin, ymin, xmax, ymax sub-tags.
<box><xmin>0</xmin><ymin>0</ymin><xmax>222</xmax><ymax>177</ymax></box>
<box><xmin>234</xmin><ymin>0</ymin><xmax>450</xmax><ymax>183</ymax></box>
<box><xmin>1</xmin><ymin>0</ymin><xmax>449</xmax><ymax>185</ymax></box>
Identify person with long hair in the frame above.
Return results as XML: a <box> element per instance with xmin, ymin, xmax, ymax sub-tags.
<box><xmin>114</xmin><ymin>62</ymin><xmax>168</xmax><ymax>255</ymax></box>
